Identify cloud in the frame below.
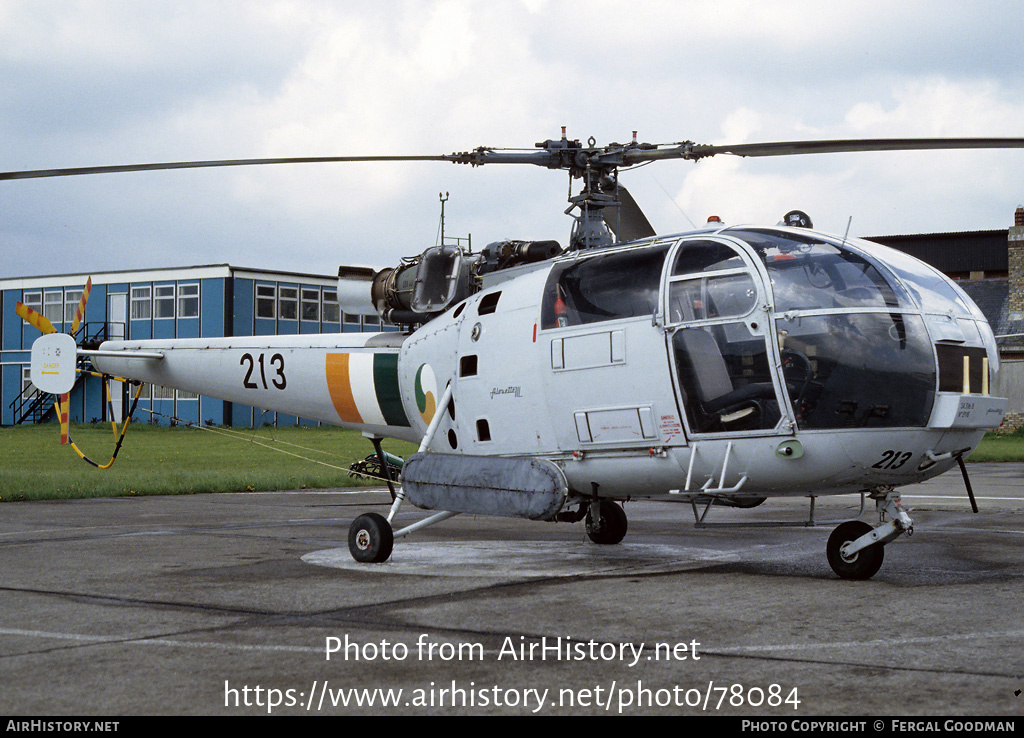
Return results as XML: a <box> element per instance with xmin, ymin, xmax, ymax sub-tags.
<box><xmin>2</xmin><ymin>1</ymin><xmax>1023</xmax><ymax>278</ymax></box>
<box><xmin>667</xmin><ymin>76</ymin><xmax>1024</xmax><ymax>236</ymax></box>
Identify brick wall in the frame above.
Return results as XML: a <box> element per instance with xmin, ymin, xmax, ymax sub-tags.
<box><xmin>994</xmin><ymin>411</ymin><xmax>1023</xmax><ymax>433</ymax></box>
<box><xmin>1011</xmin><ymin>208</ymin><xmax>1024</xmax><ymax>316</ymax></box>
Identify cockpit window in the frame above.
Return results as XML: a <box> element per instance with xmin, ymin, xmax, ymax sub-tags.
<box><xmin>541</xmin><ymin>244</ymin><xmax>669</xmax><ymax>328</ymax></box>
<box><xmin>672</xmin><ymin>240</ymin><xmax>746</xmax><ymax>275</ymax></box>
<box><xmin>668</xmin><ymin>273</ymin><xmax>758</xmax><ymax>323</ymax></box>
<box><xmin>776</xmin><ymin>313</ymin><xmax>935</xmax><ymax>428</ymax></box>
<box><xmin>667</xmin><ymin>239</ymin><xmax>757</xmax><ymax>323</ymax></box>
<box><xmin>672</xmin><ymin>323</ymin><xmax>782</xmax><ymax>433</ymax></box>
<box><xmin>853</xmin><ymin>239</ymin><xmax>979</xmax><ymax>318</ymax></box>
<box><xmin>728</xmin><ymin>229</ymin><xmax>913</xmax><ymax>312</ymax></box>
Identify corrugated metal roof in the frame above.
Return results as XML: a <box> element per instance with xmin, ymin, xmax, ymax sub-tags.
<box><xmin>0</xmin><ymin>263</ymin><xmax>345</xmax><ymax>290</ymax></box>
<box><xmin>864</xmin><ymin>230</ymin><xmax>1008</xmax><ymax>272</ymax></box>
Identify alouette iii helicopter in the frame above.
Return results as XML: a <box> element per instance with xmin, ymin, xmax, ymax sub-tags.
<box><xmin>9</xmin><ymin>129</ymin><xmax>1024</xmax><ymax>579</ymax></box>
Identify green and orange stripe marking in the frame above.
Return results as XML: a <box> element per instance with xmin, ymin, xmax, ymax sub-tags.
<box><xmin>325</xmin><ymin>352</ymin><xmax>409</xmax><ymax>428</ymax></box>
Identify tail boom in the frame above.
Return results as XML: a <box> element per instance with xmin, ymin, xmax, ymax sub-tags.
<box><xmin>89</xmin><ymin>333</ymin><xmax>421</xmax><ymax>441</ymax></box>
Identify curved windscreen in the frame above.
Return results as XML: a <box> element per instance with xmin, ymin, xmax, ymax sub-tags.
<box><xmin>775</xmin><ymin>313</ymin><xmax>935</xmax><ymax>428</ymax></box>
<box><xmin>848</xmin><ymin>238</ymin><xmax>983</xmax><ymax>318</ymax></box>
<box><xmin>727</xmin><ymin>228</ymin><xmax>914</xmax><ymax>312</ymax></box>
<box><xmin>724</xmin><ymin>228</ymin><xmax>939</xmax><ymax>429</ymax></box>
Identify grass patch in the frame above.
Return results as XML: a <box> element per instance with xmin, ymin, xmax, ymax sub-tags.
<box><xmin>967</xmin><ymin>427</ymin><xmax>1024</xmax><ymax>462</ymax></box>
<box><xmin>2</xmin><ymin>422</ymin><xmax>1019</xmax><ymax>502</ymax></box>
<box><xmin>0</xmin><ymin>423</ymin><xmax>416</xmax><ymax>501</ymax></box>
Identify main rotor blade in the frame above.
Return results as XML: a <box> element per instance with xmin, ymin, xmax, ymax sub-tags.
<box><xmin>0</xmin><ymin>155</ymin><xmax>460</xmax><ymax>181</ymax></box>
<box><xmin>678</xmin><ymin>137</ymin><xmax>1024</xmax><ymax>161</ymax></box>
<box><xmin>603</xmin><ymin>184</ymin><xmax>656</xmax><ymax>241</ymax></box>
<box><xmin>6</xmin><ymin>137</ymin><xmax>1023</xmax><ymax>181</ymax></box>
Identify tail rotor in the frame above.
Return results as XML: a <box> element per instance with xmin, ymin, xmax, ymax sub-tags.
<box><xmin>17</xmin><ymin>278</ymin><xmax>93</xmax><ymax>445</ymax></box>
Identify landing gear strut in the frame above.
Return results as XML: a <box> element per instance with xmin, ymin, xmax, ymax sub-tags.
<box><xmin>826</xmin><ymin>491</ymin><xmax>913</xmax><ymax>580</ymax></box>
<box><xmin>346</xmin><ymin>382</ymin><xmax>456</xmax><ymax>564</ymax></box>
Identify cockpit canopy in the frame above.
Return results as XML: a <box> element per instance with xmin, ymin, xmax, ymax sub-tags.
<box><xmin>541</xmin><ymin>226</ymin><xmax>997</xmax><ymax>433</ymax></box>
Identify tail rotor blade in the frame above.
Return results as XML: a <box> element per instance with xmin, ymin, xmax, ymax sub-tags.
<box><xmin>70</xmin><ymin>277</ymin><xmax>93</xmax><ymax>336</ymax></box>
<box><xmin>58</xmin><ymin>394</ymin><xmax>70</xmax><ymax>446</ymax></box>
<box><xmin>16</xmin><ymin>301</ymin><xmax>57</xmax><ymax>335</ymax></box>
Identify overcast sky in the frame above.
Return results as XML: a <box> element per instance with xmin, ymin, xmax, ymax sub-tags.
<box><xmin>2</xmin><ymin>0</ymin><xmax>1023</xmax><ymax>280</ymax></box>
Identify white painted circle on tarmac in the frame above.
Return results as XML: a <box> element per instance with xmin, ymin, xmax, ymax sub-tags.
<box><xmin>302</xmin><ymin>541</ymin><xmax>739</xmax><ymax>578</ymax></box>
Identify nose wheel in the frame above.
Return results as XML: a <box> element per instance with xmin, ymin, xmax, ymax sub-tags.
<box><xmin>585</xmin><ymin>500</ymin><xmax>628</xmax><ymax>544</ymax></box>
<box><xmin>826</xmin><ymin>520</ymin><xmax>884</xmax><ymax>580</ymax></box>
<box><xmin>825</xmin><ymin>492</ymin><xmax>913</xmax><ymax>580</ymax></box>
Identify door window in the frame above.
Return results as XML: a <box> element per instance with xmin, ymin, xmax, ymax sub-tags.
<box><xmin>666</xmin><ymin>238</ymin><xmax>783</xmax><ymax>434</ymax></box>
<box><xmin>671</xmin><ymin>324</ymin><xmax>781</xmax><ymax>433</ymax></box>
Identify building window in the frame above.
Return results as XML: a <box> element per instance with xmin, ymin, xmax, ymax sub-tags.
<box><xmin>178</xmin><ymin>283</ymin><xmax>199</xmax><ymax>318</ymax></box>
<box><xmin>153</xmin><ymin>384</ymin><xmax>175</xmax><ymax>399</ymax></box>
<box><xmin>256</xmin><ymin>285</ymin><xmax>276</xmax><ymax>319</ymax></box>
<box><xmin>44</xmin><ymin>291</ymin><xmax>62</xmax><ymax>324</ymax></box>
<box><xmin>278</xmin><ymin>287</ymin><xmax>298</xmax><ymax>320</ymax></box>
<box><xmin>154</xmin><ymin>286</ymin><xmax>175</xmax><ymax>319</ymax></box>
<box><xmin>23</xmin><ymin>291</ymin><xmax>42</xmax><ymax>315</ymax></box>
<box><xmin>323</xmin><ymin>290</ymin><xmax>340</xmax><ymax>324</ymax></box>
<box><xmin>301</xmin><ymin>289</ymin><xmax>320</xmax><ymax>322</ymax></box>
<box><xmin>22</xmin><ymin>366</ymin><xmax>36</xmax><ymax>395</ymax></box>
<box><xmin>131</xmin><ymin>286</ymin><xmax>152</xmax><ymax>320</ymax></box>
<box><xmin>343</xmin><ymin>311</ymin><xmax>361</xmax><ymax>325</ymax></box>
<box><xmin>64</xmin><ymin>290</ymin><xmax>83</xmax><ymax>325</ymax></box>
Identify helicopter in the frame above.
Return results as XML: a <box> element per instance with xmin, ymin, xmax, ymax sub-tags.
<box><xmin>9</xmin><ymin>129</ymin><xmax>1024</xmax><ymax>580</ymax></box>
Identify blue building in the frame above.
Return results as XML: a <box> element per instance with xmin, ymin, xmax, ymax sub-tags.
<box><xmin>1</xmin><ymin>264</ymin><xmax>389</xmax><ymax>427</ymax></box>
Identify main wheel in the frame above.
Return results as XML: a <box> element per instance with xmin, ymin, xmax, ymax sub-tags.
<box><xmin>585</xmin><ymin>500</ymin><xmax>628</xmax><ymax>545</ymax></box>
<box><xmin>826</xmin><ymin>520</ymin><xmax>884</xmax><ymax>580</ymax></box>
<box><xmin>348</xmin><ymin>513</ymin><xmax>394</xmax><ymax>563</ymax></box>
